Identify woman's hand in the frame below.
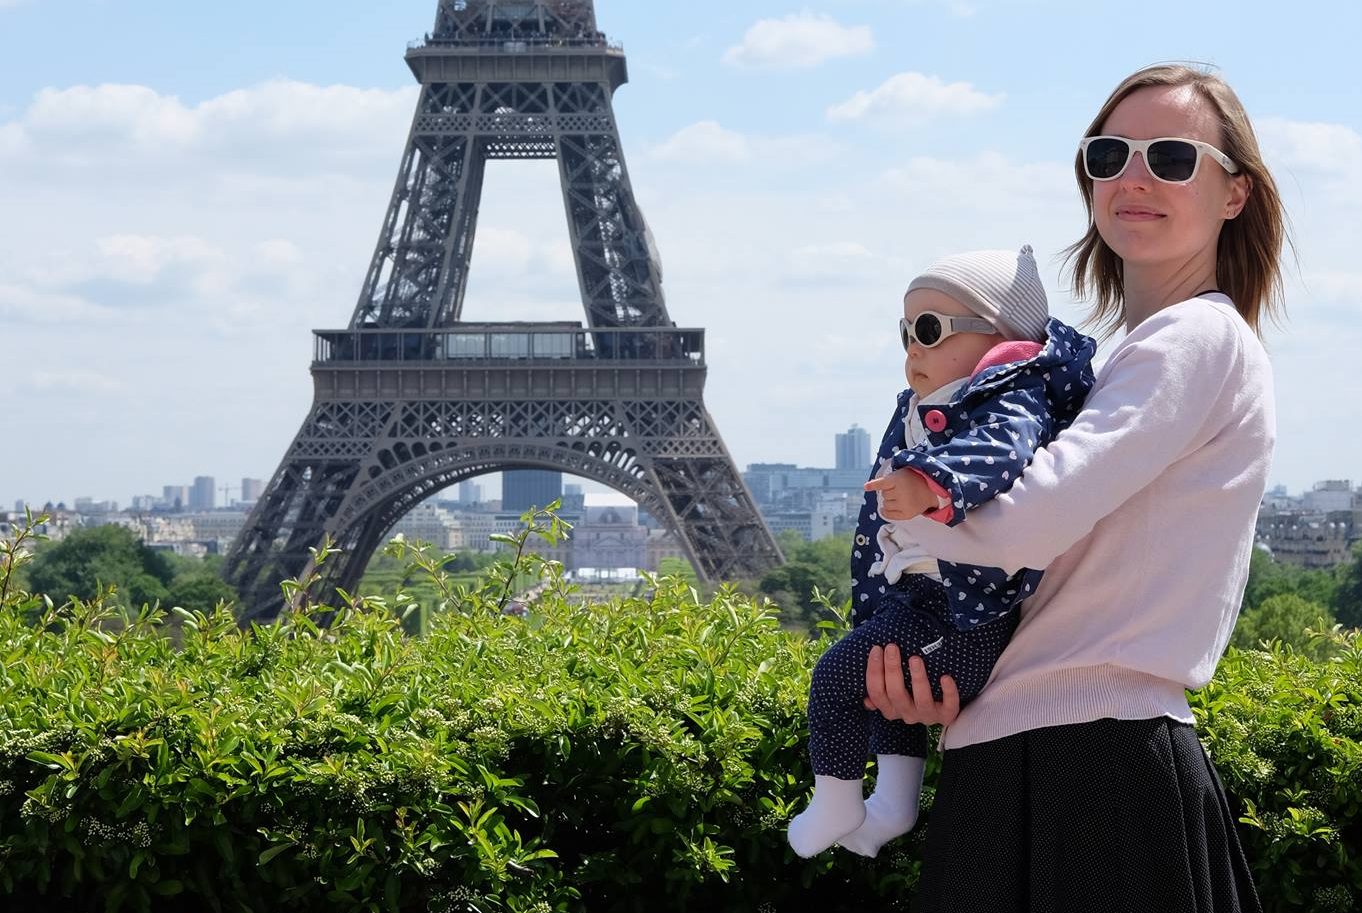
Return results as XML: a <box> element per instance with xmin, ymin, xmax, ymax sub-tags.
<box><xmin>864</xmin><ymin>644</ymin><xmax>961</xmax><ymax>727</ymax></box>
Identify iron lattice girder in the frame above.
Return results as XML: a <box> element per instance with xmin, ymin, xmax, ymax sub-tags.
<box><xmin>222</xmin><ymin>0</ymin><xmax>783</xmax><ymax>620</ymax></box>
<box><xmin>432</xmin><ymin>0</ymin><xmax>600</xmax><ymax>43</ymax></box>
<box><xmin>225</xmin><ymin>386</ymin><xmax>776</xmax><ymax>623</ymax></box>
<box><xmin>354</xmin><ymin>69</ymin><xmax>656</xmax><ymax>331</ymax></box>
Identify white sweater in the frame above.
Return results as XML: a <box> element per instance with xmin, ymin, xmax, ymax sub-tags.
<box><xmin>901</xmin><ymin>294</ymin><xmax>1275</xmax><ymax>750</ymax></box>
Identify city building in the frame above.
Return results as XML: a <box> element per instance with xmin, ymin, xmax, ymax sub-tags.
<box><xmin>645</xmin><ymin>527</ymin><xmax>689</xmax><ymax>571</ymax></box>
<box><xmin>0</xmin><ymin>510</ymin><xmax>77</xmax><ymax>544</ymax></box>
<box><xmin>457</xmin><ymin>479</ymin><xmax>483</xmax><ymax>506</ymax></box>
<box><xmin>835</xmin><ymin>424</ymin><xmax>871</xmax><ymax>472</ymax></box>
<box><xmin>190</xmin><ymin>477</ymin><xmax>216</xmax><ymax>512</ymax></box>
<box><xmin>241</xmin><ymin>478</ymin><xmax>265</xmax><ymax>504</ymax></box>
<box><xmin>453</xmin><ymin>512</ymin><xmax>515</xmax><ymax>554</ymax></box>
<box><xmin>163</xmin><ymin>486</ymin><xmax>190</xmax><ymax>512</ymax></box>
<box><xmin>1256</xmin><ymin>480</ymin><xmax>1360</xmax><ymax>569</ymax></box>
<box><xmin>391</xmin><ymin>503</ymin><xmax>465</xmax><ymax>550</ymax></box>
<box><xmin>571</xmin><ymin>493</ymin><xmax>647</xmax><ymax>576</ymax></box>
<box><xmin>503</xmin><ymin>470</ymin><xmax>563</xmax><ymax>512</ymax></box>
<box><xmin>188</xmin><ymin>511</ymin><xmax>248</xmax><ymax>552</ymax></box>
<box><xmin>1303</xmin><ymin>479</ymin><xmax>1354</xmax><ymax>513</ymax></box>
<box><xmin>743</xmin><ymin>462</ymin><xmax>866</xmax><ymax>541</ymax></box>
<box><xmin>562</xmin><ymin>483</ymin><xmax>586</xmax><ymax>511</ymax></box>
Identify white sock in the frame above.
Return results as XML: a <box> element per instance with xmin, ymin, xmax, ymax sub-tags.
<box><xmin>837</xmin><ymin>755</ymin><xmax>925</xmax><ymax>858</ymax></box>
<box><xmin>787</xmin><ymin>775</ymin><xmax>866</xmax><ymax>858</ymax></box>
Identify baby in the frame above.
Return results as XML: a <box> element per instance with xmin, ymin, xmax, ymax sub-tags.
<box><xmin>787</xmin><ymin>246</ymin><xmax>1096</xmax><ymax>858</ymax></box>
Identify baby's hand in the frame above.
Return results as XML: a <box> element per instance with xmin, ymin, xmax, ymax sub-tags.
<box><xmin>864</xmin><ymin>467</ymin><xmax>937</xmax><ymax>521</ymax></box>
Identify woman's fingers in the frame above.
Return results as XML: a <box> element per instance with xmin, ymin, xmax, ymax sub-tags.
<box><xmin>863</xmin><ymin>644</ymin><xmax>963</xmax><ymax>726</ymax></box>
<box><xmin>882</xmin><ymin>644</ymin><xmax>918</xmax><ymax>720</ymax></box>
<box><xmin>865</xmin><ymin>645</ymin><xmax>889</xmax><ymax>712</ymax></box>
<box><xmin>939</xmin><ymin>674</ymin><xmax>961</xmax><ymax>725</ymax></box>
<box><xmin>906</xmin><ymin>657</ymin><xmax>962</xmax><ymax>726</ymax></box>
<box><xmin>907</xmin><ymin>655</ymin><xmax>938</xmax><ymax>721</ymax></box>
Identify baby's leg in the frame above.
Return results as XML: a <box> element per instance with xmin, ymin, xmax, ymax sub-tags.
<box><xmin>838</xmin><ymin>750</ymin><xmax>926</xmax><ymax>858</ymax></box>
<box><xmin>918</xmin><ymin>602</ymin><xmax>1020</xmax><ymax>703</ymax></box>
<box><xmin>838</xmin><ymin>591</ymin><xmax>945</xmax><ymax>857</ymax></box>
<box><xmin>790</xmin><ymin>593</ymin><xmax>943</xmax><ymax>857</ymax></box>
<box><xmin>788</xmin><ymin>627</ymin><xmax>880</xmax><ymax>857</ymax></box>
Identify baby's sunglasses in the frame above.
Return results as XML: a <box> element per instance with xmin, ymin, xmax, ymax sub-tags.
<box><xmin>899</xmin><ymin>312</ymin><xmax>997</xmax><ymax>351</ymax></box>
<box><xmin>1079</xmin><ymin>135</ymin><xmax>1240</xmax><ymax>185</ymax></box>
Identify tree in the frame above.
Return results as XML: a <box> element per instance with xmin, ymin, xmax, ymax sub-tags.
<box><xmin>1333</xmin><ymin>540</ymin><xmax>1362</xmax><ymax>630</ymax></box>
<box><xmin>27</xmin><ymin>525</ymin><xmax>176</xmax><ymax>609</ymax></box>
<box><xmin>166</xmin><ymin>573</ymin><xmax>239</xmax><ymax>613</ymax></box>
<box><xmin>758</xmin><ymin>531</ymin><xmax>852</xmax><ymax>634</ymax></box>
<box><xmin>1242</xmin><ymin>546</ymin><xmax>1338</xmax><ymax>614</ymax></box>
<box><xmin>1231</xmin><ymin>593</ymin><xmax>1335</xmax><ymax>658</ymax></box>
<box><xmin>656</xmin><ymin>556</ymin><xmax>697</xmax><ymax>586</ymax></box>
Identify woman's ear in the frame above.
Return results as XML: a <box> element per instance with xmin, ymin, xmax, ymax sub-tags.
<box><xmin>1225</xmin><ymin>173</ymin><xmax>1252</xmax><ymax>220</ymax></box>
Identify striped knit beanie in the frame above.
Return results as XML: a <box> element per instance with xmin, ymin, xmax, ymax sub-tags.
<box><xmin>905</xmin><ymin>244</ymin><xmax>1049</xmax><ymax>343</ymax></box>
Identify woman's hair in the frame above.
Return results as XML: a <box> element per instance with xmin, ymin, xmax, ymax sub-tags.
<box><xmin>1064</xmin><ymin>64</ymin><xmax>1290</xmax><ymax>339</ymax></box>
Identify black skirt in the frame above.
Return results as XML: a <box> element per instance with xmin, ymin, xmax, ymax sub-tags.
<box><xmin>915</xmin><ymin>716</ymin><xmax>1262</xmax><ymax>913</ymax></box>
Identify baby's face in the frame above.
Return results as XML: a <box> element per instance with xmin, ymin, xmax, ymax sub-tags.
<box><xmin>902</xmin><ymin>287</ymin><xmax>1005</xmax><ymax>395</ymax></box>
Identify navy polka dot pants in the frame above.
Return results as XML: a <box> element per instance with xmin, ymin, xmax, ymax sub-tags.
<box><xmin>808</xmin><ymin>575</ymin><xmax>1019</xmax><ymax>780</ymax></box>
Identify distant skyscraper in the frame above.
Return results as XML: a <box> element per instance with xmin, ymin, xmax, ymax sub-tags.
<box><xmin>458</xmin><ymin>479</ymin><xmax>483</xmax><ymax>506</ymax></box>
<box><xmin>163</xmin><ymin>485</ymin><xmax>190</xmax><ymax>511</ymax></box>
<box><xmin>562</xmin><ymin>483</ymin><xmax>586</xmax><ymax>511</ymax></box>
<box><xmin>241</xmin><ymin>478</ymin><xmax>265</xmax><ymax>504</ymax></box>
<box><xmin>14</xmin><ymin>499</ymin><xmax>26</xmax><ymax>514</ymax></box>
<box><xmin>190</xmin><ymin>476</ymin><xmax>216</xmax><ymax>511</ymax></box>
<box><xmin>503</xmin><ymin>470</ymin><xmax>563</xmax><ymax>512</ymax></box>
<box><xmin>835</xmin><ymin>424</ymin><xmax>871</xmax><ymax>471</ymax></box>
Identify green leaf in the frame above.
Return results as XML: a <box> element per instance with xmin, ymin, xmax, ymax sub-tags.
<box><xmin>258</xmin><ymin>842</ymin><xmax>295</xmax><ymax>865</ymax></box>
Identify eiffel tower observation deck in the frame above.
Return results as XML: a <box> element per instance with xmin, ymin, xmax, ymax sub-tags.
<box><xmin>223</xmin><ymin>0</ymin><xmax>786</xmax><ymax>622</ymax></box>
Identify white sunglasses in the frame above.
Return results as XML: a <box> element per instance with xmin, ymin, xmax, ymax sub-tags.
<box><xmin>1079</xmin><ymin>135</ymin><xmax>1240</xmax><ymax>185</ymax></box>
<box><xmin>900</xmin><ymin>311</ymin><xmax>997</xmax><ymax>350</ymax></box>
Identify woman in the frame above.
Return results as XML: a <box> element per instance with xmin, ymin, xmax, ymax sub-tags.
<box><xmin>866</xmin><ymin>64</ymin><xmax>1285</xmax><ymax>912</ymax></box>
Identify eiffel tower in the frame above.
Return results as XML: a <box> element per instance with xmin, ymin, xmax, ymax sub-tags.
<box><xmin>223</xmin><ymin>0</ymin><xmax>784</xmax><ymax>621</ymax></box>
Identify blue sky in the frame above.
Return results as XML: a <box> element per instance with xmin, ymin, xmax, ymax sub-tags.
<box><xmin>3</xmin><ymin>0</ymin><xmax>1360</xmax><ymax>508</ymax></box>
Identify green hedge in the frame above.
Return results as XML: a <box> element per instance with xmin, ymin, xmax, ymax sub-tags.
<box><xmin>0</xmin><ymin>515</ymin><xmax>1357</xmax><ymax>912</ymax></box>
<box><xmin>1192</xmin><ymin>629</ymin><xmax>1361</xmax><ymax>912</ymax></box>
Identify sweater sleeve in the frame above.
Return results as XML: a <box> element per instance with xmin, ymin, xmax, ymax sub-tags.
<box><xmin>900</xmin><ymin>303</ymin><xmax>1244</xmax><ymax>574</ymax></box>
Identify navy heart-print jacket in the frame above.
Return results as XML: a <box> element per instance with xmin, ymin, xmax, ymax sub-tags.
<box><xmin>849</xmin><ymin>317</ymin><xmax>1097</xmax><ymax>630</ymax></box>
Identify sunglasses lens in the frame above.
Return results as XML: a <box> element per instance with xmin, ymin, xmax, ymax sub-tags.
<box><xmin>899</xmin><ymin>318</ymin><xmax>911</xmax><ymax>351</ymax></box>
<box><xmin>914</xmin><ymin>313</ymin><xmax>943</xmax><ymax>347</ymax></box>
<box><xmin>1084</xmin><ymin>137</ymin><xmax>1130</xmax><ymax>179</ymax></box>
<box><xmin>1147</xmin><ymin>140</ymin><xmax>1199</xmax><ymax>182</ymax></box>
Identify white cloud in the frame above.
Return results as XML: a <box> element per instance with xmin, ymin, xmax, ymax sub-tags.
<box><xmin>0</xmin><ymin>283</ymin><xmax>116</xmax><ymax>324</ymax></box>
<box><xmin>723</xmin><ymin>13</ymin><xmax>874</xmax><ymax>70</ymax></box>
<box><xmin>2</xmin><ymin>81</ymin><xmax>418</xmax><ymax>170</ymax></box>
<box><xmin>650</xmin><ymin>121</ymin><xmax>750</xmax><ymax>163</ymax></box>
<box><xmin>96</xmin><ymin>235</ymin><xmax>224</xmax><ymax>285</ymax></box>
<box><xmin>471</xmin><ymin>227</ymin><xmax>535</xmax><ymax>274</ymax></box>
<box><xmin>26</xmin><ymin>84</ymin><xmax>199</xmax><ymax>150</ymax></box>
<box><xmin>647</xmin><ymin>120</ymin><xmax>840</xmax><ymax>166</ymax></box>
<box><xmin>786</xmin><ymin>242</ymin><xmax>878</xmax><ymax>280</ymax></box>
<box><xmin>905</xmin><ymin>0</ymin><xmax>978</xmax><ymax>16</ymax></box>
<box><xmin>21</xmin><ymin>371</ymin><xmax>127</xmax><ymax>395</ymax></box>
<box><xmin>1309</xmin><ymin>271</ymin><xmax>1362</xmax><ymax>299</ymax></box>
<box><xmin>1258</xmin><ymin>117</ymin><xmax>1362</xmax><ymax>176</ymax></box>
<box><xmin>881</xmin><ymin>152</ymin><xmax>1073</xmax><ymax>209</ymax></box>
<box><xmin>827</xmin><ymin>72</ymin><xmax>1003</xmax><ymax>125</ymax></box>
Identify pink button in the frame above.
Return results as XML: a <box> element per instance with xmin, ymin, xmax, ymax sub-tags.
<box><xmin>924</xmin><ymin>409</ymin><xmax>948</xmax><ymax>433</ymax></box>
